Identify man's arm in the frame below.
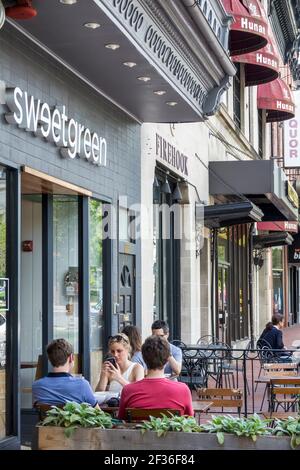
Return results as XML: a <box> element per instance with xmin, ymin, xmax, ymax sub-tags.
<box><xmin>168</xmin><ymin>346</ymin><xmax>182</xmax><ymax>375</ymax></box>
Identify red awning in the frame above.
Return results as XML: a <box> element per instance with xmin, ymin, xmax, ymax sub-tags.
<box><xmin>222</xmin><ymin>0</ymin><xmax>268</xmax><ymax>56</ymax></box>
<box><xmin>232</xmin><ymin>32</ymin><xmax>279</xmax><ymax>86</ymax></box>
<box><xmin>257</xmin><ymin>78</ymin><xmax>295</xmax><ymax>122</ymax></box>
<box><xmin>257</xmin><ymin>221</ymin><xmax>298</xmax><ymax>233</ymax></box>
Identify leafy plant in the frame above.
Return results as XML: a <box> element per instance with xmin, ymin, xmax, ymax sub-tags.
<box><xmin>272</xmin><ymin>416</ymin><xmax>300</xmax><ymax>449</ymax></box>
<box><xmin>200</xmin><ymin>414</ymin><xmax>271</xmax><ymax>445</ymax></box>
<box><xmin>41</xmin><ymin>402</ymin><xmax>115</xmax><ymax>437</ymax></box>
<box><xmin>140</xmin><ymin>414</ymin><xmax>202</xmax><ymax>437</ymax></box>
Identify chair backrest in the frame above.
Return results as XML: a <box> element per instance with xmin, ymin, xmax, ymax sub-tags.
<box><xmin>196</xmin><ymin>335</ymin><xmax>217</xmax><ymax>346</ymax></box>
<box><xmin>269</xmin><ymin>378</ymin><xmax>300</xmax><ymax>415</ymax></box>
<box><xmin>263</xmin><ymin>362</ymin><xmax>298</xmax><ymax>377</ymax></box>
<box><xmin>170</xmin><ymin>340</ymin><xmax>186</xmax><ymax>348</ymax></box>
<box><xmin>196</xmin><ymin>387</ymin><xmax>243</xmax><ymax>414</ymax></box>
<box><xmin>125</xmin><ymin>408</ymin><xmax>180</xmax><ymax>422</ymax></box>
<box><xmin>34</xmin><ymin>402</ymin><xmax>64</xmax><ymax>421</ymax></box>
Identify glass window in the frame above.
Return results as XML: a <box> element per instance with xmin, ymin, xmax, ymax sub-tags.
<box><xmin>89</xmin><ymin>199</ymin><xmax>103</xmax><ymax>351</ymax></box>
<box><xmin>272</xmin><ymin>247</ymin><xmax>283</xmax><ymax>315</ymax></box>
<box><xmin>53</xmin><ymin>196</ymin><xmax>79</xmax><ymax>352</ymax></box>
<box><xmin>0</xmin><ymin>167</ymin><xmax>6</xmax><ymax>439</ymax></box>
<box><xmin>233</xmin><ymin>63</ymin><xmax>241</xmax><ymax>129</ymax></box>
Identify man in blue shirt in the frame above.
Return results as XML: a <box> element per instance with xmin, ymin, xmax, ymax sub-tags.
<box><xmin>32</xmin><ymin>338</ymin><xmax>97</xmax><ymax>407</ymax></box>
<box><xmin>151</xmin><ymin>320</ymin><xmax>182</xmax><ymax>376</ymax></box>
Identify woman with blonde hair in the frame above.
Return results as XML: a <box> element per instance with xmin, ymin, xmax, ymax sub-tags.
<box><xmin>95</xmin><ymin>333</ymin><xmax>144</xmax><ymax>393</ymax></box>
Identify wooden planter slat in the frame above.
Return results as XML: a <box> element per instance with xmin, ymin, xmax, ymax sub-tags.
<box><xmin>36</xmin><ymin>426</ymin><xmax>297</xmax><ymax>450</ymax></box>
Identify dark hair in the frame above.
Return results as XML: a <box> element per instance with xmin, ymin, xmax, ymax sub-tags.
<box><xmin>46</xmin><ymin>338</ymin><xmax>73</xmax><ymax>367</ymax></box>
<box><xmin>265</xmin><ymin>314</ymin><xmax>284</xmax><ymax>330</ymax></box>
<box><xmin>122</xmin><ymin>325</ymin><xmax>142</xmax><ymax>355</ymax></box>
<box><xmin>141</xmin><ymin>335</ymin><xmax>170</xmax><ymax>370</ymax></box>
<box><xmin>151</xmin><ymin>320</ymin><xmax>169</xmax><ymax>334</ymax></box>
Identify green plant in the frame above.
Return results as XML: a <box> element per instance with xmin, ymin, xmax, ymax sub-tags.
<box><xmin>140</xmin><ymin>414</ymin><xmax>202</xmax><ymax>437</ymax></box>
<box><xmin>272</xmin><ymin>416</ymin><xmax>300</xmax><ymax>449</ymax></box>
<box><xmin>196</xmin><ymin>414</ymin><xmax>271</xmax><ymax>445</ymax></box>
<box><xmin>41</xmin><ymin>402</ymin><xmax>115</xmax><ymax>437</ymax></box>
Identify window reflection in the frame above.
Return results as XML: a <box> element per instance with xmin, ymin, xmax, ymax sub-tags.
<box><xmin>53</xmin><ymin>196</ymin><xmax>79</xmax><ymax>352</ymax></box>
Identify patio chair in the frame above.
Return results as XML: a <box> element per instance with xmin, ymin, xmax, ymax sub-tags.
<box><xmin>179</xmin><ymin>349</ymin><xmax>208</xmax><ymax>391</ymax></box>
<box><xmin>257</xmin><ymin>362</ymin><xmax>299</xmax><ymax>411</ymax></box>
<box><xmin>34</xmin><ymin>402</ymin><xmax>64</xmax><ymax>421</ymax></box>
<box><xmin>125</xmin><ymin>408</ymin><xmax>180</xmax><ymax>422</ymax></box>
<box><xmin>269</xmin><ymin>377</ymin><xmax>300</xmax><ymax>417</ymax></box>
<box><xmin>169</xmin><ymin>339</ymin><xmax>186</xmax><ymax>349</ymax></box>
<box><xmin>195</xmin><ymin>387</ymin><xmax>243</xmax><ymax>417</ymax></box>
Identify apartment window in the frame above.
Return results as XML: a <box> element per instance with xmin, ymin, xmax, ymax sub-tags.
<box><xmin>258</xmin><ymin>109</ymin><xmax>263</xmax><ymax>158</ymax></box>
<box><xmin>233</xmin><ymin>63</ymin><xmax>241</xmax><ymax>128</ymax></box>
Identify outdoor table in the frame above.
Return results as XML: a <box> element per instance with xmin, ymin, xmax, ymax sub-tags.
<box><xmin>192</xmin><ymin>401</ymin><xmax>214</xmax><ymax>424</ymax></box>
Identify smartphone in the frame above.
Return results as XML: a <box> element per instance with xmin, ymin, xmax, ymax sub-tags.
<box><xmin>106</xmin><ymin>356</ymin><xmax>117</xmax><ymax>367</ymax></box>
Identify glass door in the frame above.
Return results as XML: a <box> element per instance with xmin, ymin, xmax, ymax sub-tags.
<box><xmin>0</xmin><ymin>167</ymin><xmax>7</xmax><ymax>440</ymax></box>
<box><xmin>218</xmin><ymin>264</ymin><xmax>230</xmax><ymax>344</ymax></box>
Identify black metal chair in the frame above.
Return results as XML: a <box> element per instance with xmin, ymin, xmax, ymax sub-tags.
<box><xmin>179</xmin><ymin>349</ymin><xmax>208</xmax><ymax>391</ymax></box>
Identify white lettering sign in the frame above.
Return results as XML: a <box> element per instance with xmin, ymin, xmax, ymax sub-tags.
<box><xmin>4</xmin><ymin>87</ymin><xmax>107</xmax><ymax>166</ymax></box>
<box><xmin>284</xmin><ymin>90</ymin><xmax>300</xmax><ymax>168</ymax></box>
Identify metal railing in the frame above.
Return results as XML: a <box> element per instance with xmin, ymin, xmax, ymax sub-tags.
<box><xmin>179</xmin><ymin>345</ymin><xmax>299</xmax><ymax>416</ymax></box>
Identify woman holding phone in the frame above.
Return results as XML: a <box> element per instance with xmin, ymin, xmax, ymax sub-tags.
<box><xmin>95</xmin><ymin>333</ymin><xmax>144</xmax><ymax>393</ymax></box>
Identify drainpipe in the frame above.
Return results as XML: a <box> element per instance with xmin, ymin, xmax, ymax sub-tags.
<box><xmin>249</xmin><ymin>223</ymin><xmax>255</xmax><ymax>347</ymax></box>
<box><xmin>181</xmin><ymin>0</ymin><xmax>236</xmax><ymax>76</ymax></box>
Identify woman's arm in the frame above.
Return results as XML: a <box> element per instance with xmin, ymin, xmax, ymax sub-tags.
<box><xmin>95</xmin><ymin>364</ymin><xmax>110</xmax><ymax>391</ymax></box>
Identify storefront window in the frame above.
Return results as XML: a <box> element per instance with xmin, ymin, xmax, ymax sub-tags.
<box><xmin>272</xmin><ymin>247</ymin><xmax>283</xmax><ymax>315</ymax></box>
<box><xmin>0</xmin><ymin>167</ymin><xmax>6</xmax><ymax>439</ymax></box>
<box><xmin>53</xmin><ymin>196</ymin><xmax>79</xmax><ymax>352</ymax></box>
<box><xmin>89</xmin><ymin>199</ymin><xmax>103</xmax><ymax>350</ymax></box>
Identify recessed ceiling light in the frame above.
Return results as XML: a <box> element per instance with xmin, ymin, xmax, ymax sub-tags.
<box><xmin>60</xmin><ymin>0</ymin><xmax>77</xmax><ymax>4</ymax></box>
<box><xmin>84</xmin><ymin>22</ymin><xmax>100</xmax><ymax>29</ymax></box>
<box><xmin>154</xmin><ymin>90</ymin><xmax>166</xmax><ymax>96</ymax></box>
<box><xmin>137</xmin><ymin>76</ymin><xmax>151</xmax><ymax>82</ymax></box>
<box><xmin>166</xmin><ymin>101</ymin><xmax>178</xmax><ymax>106</ymax></box>
<box><xmin>123</xmin><ymin>61</ymin><xmax>137</xmax><ymax>68</ymax></box>
<box><xmin>105</xmin><ymin>43</ymin><xmax>120</xmax><ymax>50</ymax></box>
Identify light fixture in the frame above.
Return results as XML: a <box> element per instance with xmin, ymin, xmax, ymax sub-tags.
<box><xmin>153</xmin><ymin>175</ymin><xmax>160</xmax><ymax>188</ymax></box>
<box><xmin>123</xmin><ymin>61</ymin><xmax>137</xmax><ymax>68</ymax></box>
<box><xmin>172</xmin><ymin>181</ymin><xmax>183</xmax><ymax>202</ymax></box>
<box><xmin>153</xmin><ymin>90</ymin><xmax>166</xmax><ymax>96</ymax></box>
<box><xmin>83</xmin><ymin>22</ymin><xmax>100</xmax><ymax>29</ymax></box>
<box><xmin>137</xmin><ymin>76</ymin><xmax>151</xmax><ymax>82</ymax></box>
<box><xmin>166</xmin><ymin>101</ymin><xmax>178</xmax><ymax>106</ymax></box>
<box><xmin>161</xmin><ymin>175</ymin><xmax>171</xmax><ymax>194</ymax></box>
<box><xmin>60</xmin><ymin>0</ymin><xmax>77</xmax><ymax>4</ymax></box>
<box><xmin>105</xmin><ymin>43</ymin><xmax>120</xmax><ymax>50</ymax></box>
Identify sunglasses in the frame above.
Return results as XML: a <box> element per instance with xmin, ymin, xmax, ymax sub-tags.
<box><xmin>108</xmin><ymin>334</ymin><xmax>129</xmax><ymax>343</ymax></box>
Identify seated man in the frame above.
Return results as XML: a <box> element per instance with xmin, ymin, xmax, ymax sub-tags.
<box><xmin>32</xmin><ymin>338</ymin><xmax>97</xmax><ymax>407</ymax></box>
<box><xmin>151</xmin><ymin>320</ymin><xmax>182</xmax><ymax>377</ymax></box>
<box><xmin>118</xmin><ymin>335</ymin><xmax>193</xmax><ymax>420</ymax></box>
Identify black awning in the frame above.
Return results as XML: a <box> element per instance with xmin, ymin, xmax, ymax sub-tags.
<box><xmin>209</xmin><ymin>160</ymin><xmax>299</xmax><ymax>222</ymax></box>
<box><xmin>253</xmin><ymin>232</ymin><xmax>294</xmax><ymax>249</ymax></box>
<box><xmin>204</xmin><ymin>201</ymin><xmax>264</xmax><ymax>228</ymax></box>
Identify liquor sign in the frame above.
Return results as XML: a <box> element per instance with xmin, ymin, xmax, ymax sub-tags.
<box><xmin>284</xmin><ymin>90</ymin><xmax>300</xmax><ymax>168</ymax></box>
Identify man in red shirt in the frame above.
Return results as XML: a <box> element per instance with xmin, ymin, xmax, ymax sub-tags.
<box><xmin>118</xmin><ymin>335</ymin><xmax>193</xmax><ymax>419</ymax></box>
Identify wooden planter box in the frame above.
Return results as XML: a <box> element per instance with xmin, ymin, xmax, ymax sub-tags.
<box><xmin>36</xmin><ymin>426</ymin><xmax>298</xmax><ymax>450</ymax></box>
